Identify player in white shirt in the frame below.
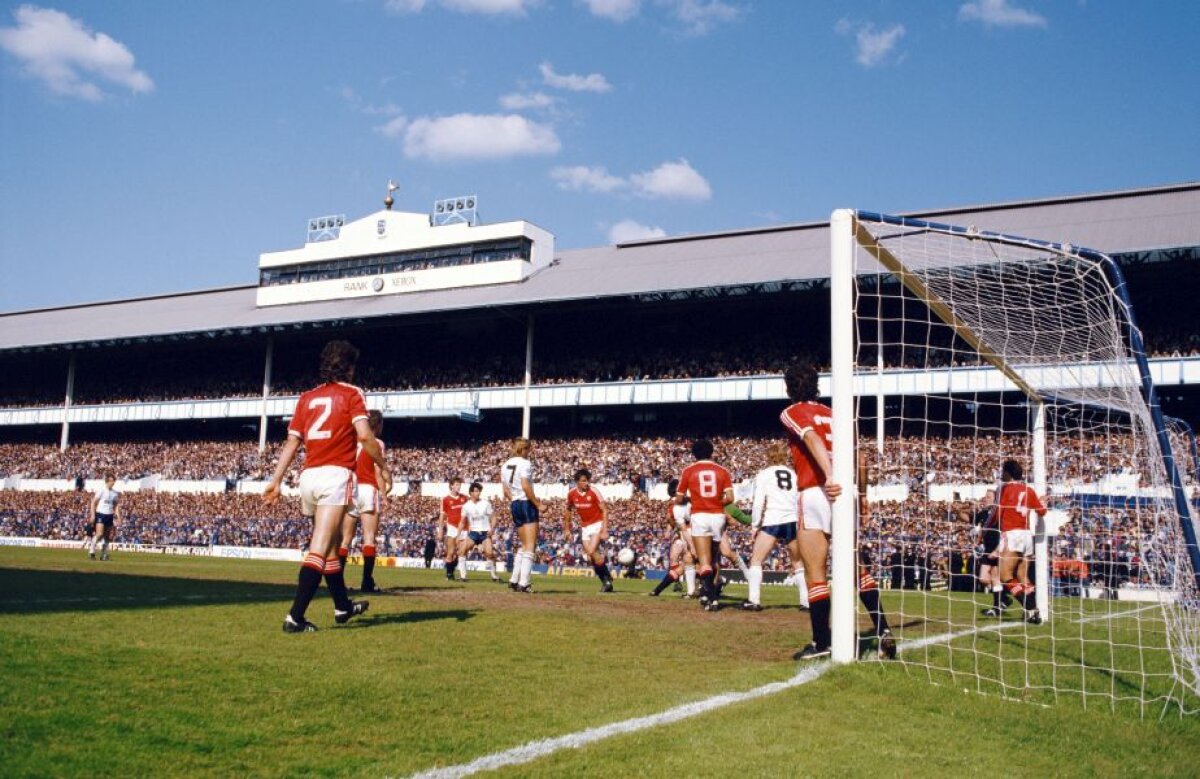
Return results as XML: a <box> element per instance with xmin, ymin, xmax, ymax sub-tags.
<box><xmin>501</xmin><ymin>437</ymin><xmax>544</xmax><ymax>593</ymax></box>
<box><xmin>742</xmin><ymin>443</ymin><xmax>808</xmax><ymax>612</ymax></box>
<box><xmin>87</xmin><ymin>474</ymin><xmax>121</xmax><ymax>561</ymax></box>
<box><xmin>457</xmin><ymin>482</ymin><xmax>501</xmax><ymax>582</ymax></box>
<box><xmin>649</xmin><ymin>478</ymin><xmax>698</xmax><ymax>597</ymax></box>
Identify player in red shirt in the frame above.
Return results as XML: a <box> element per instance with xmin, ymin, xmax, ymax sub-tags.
<box><xmin>674</xmin><ymin>439</ymin><xmax>734</xmax><ymax>611</ymax></box>
<box><xmin>337</xmin><ymin>410</ymin><xmax>390</xmax><ymax>592</ymax></box>
<box><xmin>994</xmin><ymin>459</ymin><xmax>1048</xmax><ymax>624</ymax></box>
<box><xmin>781</xmin><ymin>360</ymin><xmax>894</xmax><ymax>660</ymax></box>
<box><xmin>440</xmin><ymin>478</ymin><xmax>468</xmax><ymax>581</ymax></box>
<box><xmin>264</xmin><ymin>340</ymin><xmax>389</xmax><ymax>633</ymax></box>
<box><xmin>563</xmin><ymin>468</ymin><xmax>614</xmax><ymax>592</ymax></box>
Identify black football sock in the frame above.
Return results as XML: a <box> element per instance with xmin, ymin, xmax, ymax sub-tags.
<box><xmin>858</xmin><ymin>587</ymin><xmax>890</xmax><ymax>635</ymax></box>
<box><xmin>289</xmin><ymin>553</ymin><xmax>326</xmax><ymax>622</ymax></box>
<box><xmin>361</xmin><ymin>545</ymin><xmax>377</xmax><ymax>587</ymax></box>
<box><xmin>651</xmin><ymin>573</ymin><xmax>678</xmax><ymax>595</ymax></box>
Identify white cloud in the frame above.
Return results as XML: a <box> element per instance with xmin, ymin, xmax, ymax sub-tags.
<box><xmin>384</xmin><ymin>0</ymin><xmax>427</xmax><ymax>12</ymax></box>
<box><xmin>0</xmin><ymin>5</ymin><xmax>153</xmax><ymax>101</ymax></box>
<box><xmin>385</xmin><ymin>0</ymin><xmax>536</xmax><ymax>14</ymax></box>
<box><xmin>550</xmin><ymin>165</ymin><xmax>626</xmax><ymax>193</ymax></box>
<box><xmin>959</xmin><ymin>0</ymin><xmax>1048</xmax><ymax>28</ymax></box>
<box><xmin>629</xmin><ymin>159</ymin><xmax>711</xmax><ymax>201</ymax></box>
<box><xmin>341</xmin><ymin>86</ymin><xmax>403</xmax><ymax>117</ymax></box>
<box><xmin>499</xmin><ymin>91</ymin><xmax>556</xmax><ymax>110</ymax></box>
<box><xmin>609</xmin><ymin>219</ymin><xmax>666</xmax><ymax>244</ymax></box>
<box><xmin>582</xmin><ymin>0</ymin><xmax>640</xmax><ymax>23</ymax></box>
<box><xmin>441</xmin><ymin>0</ymin><xmax>536</xmax><ymax>14</ymax></box>
<box><xmin>374</xmin><ymin>115</ymin><xmax>410</xmax><ymax>139</ymax></box>
<box><xmin>854</xmin><ymin>23</ymin><xmax>905</xmax><ymax>68</ymax></box>
<box><xmin>400</xmin><ymin>113</ymin><xmax>560</xmax><ymax>161</ymax></box>
<box><xmin>835</xmin><ymin>18</ymin><xmax>906</xmax><ymax>68</ymax></box>
<box><xmin>551</xmin><ymin>158</ymin><xmax>712</xmax><ymax>201</ymax></box>
<box><xmin>660</xmin><ymin>0</ymin><xmax>741</xmax><ymax>36</ymax></box>
<box><xmin>539</xmin><ymin>61</ymin><xmax>612</xmax><ymax>93</ymax></box>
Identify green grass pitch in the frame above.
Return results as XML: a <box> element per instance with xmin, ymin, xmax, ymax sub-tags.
<box><xmin>1</xmin><ymin>548</ymin><xmax>1196</xmax><ymax>777</ymax></box>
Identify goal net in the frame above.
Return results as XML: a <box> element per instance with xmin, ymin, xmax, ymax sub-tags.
<box><xmin>828</xmin><ymin>209</ymin><xmax>1200</xmax><ymax>716</ymax></box>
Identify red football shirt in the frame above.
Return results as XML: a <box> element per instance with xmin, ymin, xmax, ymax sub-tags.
<box><xmin>996</xmin><ymin>482</ymin><xmax>1045</xmax><ymax>532</ymax></box>
<box><xmin>780</xmin><ymin>401</ymin><xmax>834</xmax><ymax>491</ymax></box>
<box><xmin>442</xmin><ymin>493</ymin><xmax>467</xmax><ymax>529</ymax></box>
<box><xmin>676</xmin><ymin>461</ymin><xmax>732</xmax><ymax>514</ymax></box>
<box><xmin>354</xmin><ymin>439</ymin><xmax>385</xmax><ymax>488</ymax></box>
<box><xmin>287</xmin><ymin>382</ymin><xmax>369</xmax><ymax>470</ymax></box>
<box><xmin>567</xmin><ymin>486</ymin><xmax>606</xmax><ymax>525</ymax></box>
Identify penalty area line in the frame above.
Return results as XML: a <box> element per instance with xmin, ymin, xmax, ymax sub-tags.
<box><xmin>404</xmin><ymin>624</ymin><xmax>1004</xmax><ymax>779</ymax></box>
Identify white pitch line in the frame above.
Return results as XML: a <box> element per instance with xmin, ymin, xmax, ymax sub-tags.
<box><xmin>405</xmin><ymin>623</ymin><xmax>1017</xmax><ymax>779</ymax></box>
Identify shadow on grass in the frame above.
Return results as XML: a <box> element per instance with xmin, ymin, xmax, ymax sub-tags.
<box><xmin>342</xmin><ymin>608</ymin><xmax>479</xmax><ymax>629</ymax></box>
<box><xmin>0</xmin><ymin>566</ymin><xmax>295</xmax><ymax>615</ymax></box>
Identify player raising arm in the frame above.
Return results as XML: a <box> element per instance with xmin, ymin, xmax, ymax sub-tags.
<box><xmin>502</xmin><ymin>437</ymin><xmax>544</xmax><ymax>593</ymax></box>
<box><xmin>264</xmin><ymin>340</ymin><xmax>389</xmax><ymax>633</ymax></box>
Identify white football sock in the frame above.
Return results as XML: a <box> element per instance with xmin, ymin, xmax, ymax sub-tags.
<box><xmin>733</xmin><ymin>554</ymin><xmax>749</xmax><ymax>577</ymax></box>
<box><xmin>457</xmin><ymin>558</ymin><xmax>467</xmax><ymax>580</ymax></box>
<box><xmin>519</xmin><ymin>551</ymin><xmax>534</xmax><ymax>586</ymax></box>
<box><xmin>795</xmin><ymin>566</ymin><xmax>809</xmax><ymax>607</ymax></box>
<box><xmin>509</xmin><ymin>555</ymin><xmax>520</xmax><ymax>583</ymax></box>
<box><xmin>684</xmin><ymin>566</ymin><xmax>696</xmax><ymax>595</ymax></box>
<box><xmin>748</xmin><ymin>565</ymin><xmax>763</xmax><ymax>605</ymax></box>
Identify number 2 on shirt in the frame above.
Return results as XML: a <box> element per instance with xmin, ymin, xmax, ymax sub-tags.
<box><xmin>307</xmin><ymin>397</ymin><xmax>333</xmax><ymax>440</ymax></box>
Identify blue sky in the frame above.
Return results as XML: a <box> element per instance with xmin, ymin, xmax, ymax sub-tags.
<box><xmin>1</xmin><ymin>0</ymin><xmax>1197</xmax><ymax>313</ymax></box>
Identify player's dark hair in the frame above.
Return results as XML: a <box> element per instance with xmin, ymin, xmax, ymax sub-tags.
<box><xmin>449</xmin><ymin>476</ymin><xmax>462</xmax><ymax>485</ymax></box>
<box><xmin>574</xmin><ymin>468</ymin><xmax>591</xmax><ymax>481</ymax></box>
<box><xmin>783</xmin><ymin>360</ymin><xmax>820</xmax><ymax>402</ymax></box>
<box><xmin>368</xmin><ymin>409</ymin><xmax>384</xmax><ymax>432</ymax></box>
<box><xmin>104</xmin><ymin>473</ymin><xmax>116</xmax><ymax>482</ymax></box>
<box><xmin>667</xmin><ymin>478</ymin><xmax>679</xmax><ymax>497</ymax></box>
<box><xmin>1001</xmin><ymin>459</ymin><xmax>1023</xmax><ymax>481</ymax></box>
<box><xmin>318</xmin><ymin>340</ymin><xmax>359</xmax><ymax>383</ymax></box>
<box><xmin>469</xmin><ymin>481</ymin><xmax>483</xmax><ymax>492</ymax></box>
<box><xmin>691</xmin><ymin>439</ymin><xmax>714</xmax><ymax>460</ymax></box>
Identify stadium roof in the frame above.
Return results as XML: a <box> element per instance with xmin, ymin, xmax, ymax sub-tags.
<box><xmin>3</xmin><ymin>182</ymin><xmax>1199</xmax><ymax>352</ymax></box>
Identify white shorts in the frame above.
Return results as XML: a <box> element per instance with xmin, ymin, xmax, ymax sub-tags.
<box><xmin>1001</xmin><ymin>529</ymin><xmax>1034</xmax><ymax>556</ymax></box>
<box><xmin>349</xmin><ymin>484</ymin><xmax>381</xmax><ymax>518</ymax></box>
<box><xmin>444</xmin><ymin>524</ymin><xmax>461</xmax><ymax>541</ymax></box>
<box><xmin>690</xmin><ymin>512</ymin><xmax>726</xmax><ymax>540</ymax></box>
<box><xmin>581</xmin><ymin>522</ymin><xmax>603</xmax><ymax>544</ymax></box>
<box><xmin>299</xmin><ymin>466</ymin><xmax>355</xmax><ymax>518</ymax></box>
<box><xmin>799</xmin><ymin>486</ymin><xmax>832</xmax><ymax>534</ymax></box>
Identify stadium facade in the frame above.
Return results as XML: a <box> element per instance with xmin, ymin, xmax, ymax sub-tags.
<box><xmin>1</xmin><ymin>182</ymin><xmax>1198</xmax><ymax>451</ymax></box>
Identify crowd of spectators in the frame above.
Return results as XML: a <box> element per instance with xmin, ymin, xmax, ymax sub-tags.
<box><xmin>0</xmin><ymin>431</ymin><xmax>1156</xmax><ymax>489</ymax></box>
<box><xmin>3</xmin><ymin>427</ymin><xmax>1193</xmax><ymax>590</ymax></box>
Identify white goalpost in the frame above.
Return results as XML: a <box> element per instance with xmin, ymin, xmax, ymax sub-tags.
<box><xmin>829</xmin><ymin>209</ymin><xmax>1200</xmax><ymax>716</ymax></box>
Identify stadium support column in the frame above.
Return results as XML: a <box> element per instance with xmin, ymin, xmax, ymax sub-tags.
<box><xmin>876</xmin><ymin>313</ymin><xmax>885</xmax><ymax>455</ymax></box>
<box><xmin>829</xmin><ymin>209</ymin><xmax>857</xmax><ymax>664</ymax></box>
<box><xmin>258</xmin><ymin>337</ymin><xmax>274</xmax><ymax>454</ymax></box>
<box><xmin>59</xmin><ymin>354</ymin><xmax>76</xmax><ymax>452</ymax></box>
<box><xmin>522</xmin><ymin>315</ymin><xmax>534</xmax><ymax>438</ymax></box>
<box><xmin>1032</xmin><ymin>400</ymin><xmax>1050</xmax><ymax>619</ymax></box>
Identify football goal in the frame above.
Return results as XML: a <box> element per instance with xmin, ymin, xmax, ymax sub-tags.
<box><xmin>828</xmin><ymin>209</ymin><xmax>1199</xmax><ymax>716</ymax></box>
